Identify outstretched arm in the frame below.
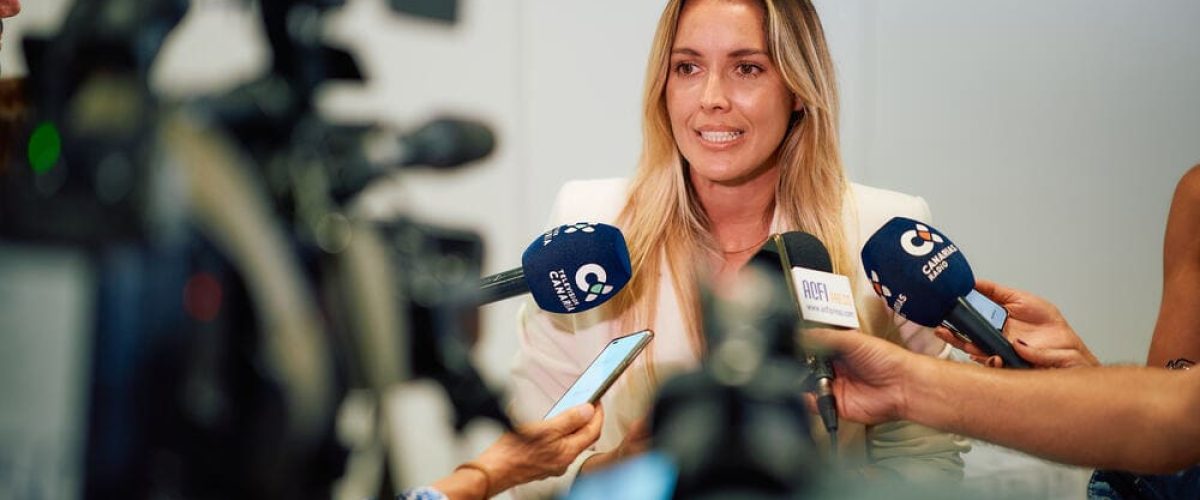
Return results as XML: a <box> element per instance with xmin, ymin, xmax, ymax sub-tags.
<box><xmin>808</xmin><ymin>329</ymin><xmax>1200</xmax><ymax>474</ymax></box>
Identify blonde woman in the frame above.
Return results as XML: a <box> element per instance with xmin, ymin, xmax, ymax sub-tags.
<box><xmin>509</xmin><ymin>0</ymin><xmax>967</xmax><ymax>496</ymax></box>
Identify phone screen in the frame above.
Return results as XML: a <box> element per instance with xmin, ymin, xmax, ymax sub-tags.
<box><xmin>943</xmin><ymin>289</ymin><xmax>1008</xmax><ymax>335</ymax></box>
<box><xmin>544</xmin><ymin>330</ymin><xmax>654</xmax><ymax>419</ymax></box>
<box><xmin>965</xmin><ymin>289</ymin><xmax>1008</xmax><ymax>330</ymax></box>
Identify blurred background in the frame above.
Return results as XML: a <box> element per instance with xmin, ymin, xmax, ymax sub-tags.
<box><xmin>2</xmin><ymin>0</ymin><xmax>1198</xmax><ymax>498</ymax></box>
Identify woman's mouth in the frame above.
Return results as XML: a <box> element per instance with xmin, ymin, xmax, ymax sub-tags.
<box><xmin>698</xmin><ymin>129</ymin><xmax>744</xmax><ymax>144</ymax></box>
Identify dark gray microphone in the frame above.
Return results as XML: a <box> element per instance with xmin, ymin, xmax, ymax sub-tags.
<box><xmin>366</xmin><ymin>117</ymin><xmax>495</xmax><ymax>169</ymax></box>
<box><xmin>755</xmin><ymin>232</ymin><xmax>842</xmax><ymax>450</ymax></box>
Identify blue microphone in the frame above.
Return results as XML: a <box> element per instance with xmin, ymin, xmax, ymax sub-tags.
<box><xmin>478</xmin><ymin>222</ymin><xmax>631</xmax><ymax>313</ymax></box>
<box><xmin>861</xmin><ymin>217</ymin><xmax>1029</xmax><ymax>369</ymax></box>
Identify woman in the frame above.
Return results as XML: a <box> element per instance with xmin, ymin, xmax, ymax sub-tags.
<box><xmin>509</xmin><ymin>1</ymin><xmax>967</xmax><ymax>496</ymax></box>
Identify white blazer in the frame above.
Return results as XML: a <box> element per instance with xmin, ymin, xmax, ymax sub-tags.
<box><xmin>508</xmin><ymin>179</ymin><xmax>966</xmax><ymax>498</ymax></box>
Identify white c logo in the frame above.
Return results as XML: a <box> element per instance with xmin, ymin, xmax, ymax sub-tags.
<box><xmin>899</xmin><ymin>224</ymin><xmax>944</xmax><ymax>257</ymax></box>
<box><xmin>575</xmin><ymin>263</ymin><xmax>614</xmax><ymax>302</ymax></box>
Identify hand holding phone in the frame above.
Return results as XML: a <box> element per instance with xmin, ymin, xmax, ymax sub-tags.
<box><xmin>544</xmin><ymin>330</ymin><xmax>654</xmax><ymax>419</ymax></box>
<box><xmin>941</xmin><ymin>288</ymin><xmax>1009</xmax><ymax>341</ymax></box>
<box><xmin>946</xmin><ymin>280</ymin><xmax>1099</xmax><ymax>369</ymax></box>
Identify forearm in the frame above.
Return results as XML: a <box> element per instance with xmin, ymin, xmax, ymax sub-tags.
<box><xmin>903</xmin><ymin>358</ymin><xmax>1200</xmax><ymax>473</ymax></box>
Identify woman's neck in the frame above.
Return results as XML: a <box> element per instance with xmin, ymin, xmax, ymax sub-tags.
<box><xmin>690</xmin><ymin>165</ymin><xmax>779</xmax><ymax>284</ymax></box>
<box><xmin>691</xmin><ymin>166</ymin><xmax>779</xmax><ymax>251</ymax></box>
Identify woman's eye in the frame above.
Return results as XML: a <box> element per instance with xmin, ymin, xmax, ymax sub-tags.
<box><xmin>675</xmin><ymin>62</ymin><xmax>698</xmax><ymax>76</ymax></box>
<box><xmin>736</xmin><ymin>63</ymin><xmax>763</xmax><ymax>77</ymax></box>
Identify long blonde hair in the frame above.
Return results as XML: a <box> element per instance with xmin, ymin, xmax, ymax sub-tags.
<box><xmin>609</xmin><ymin>0</ymin><xmax>858</xmax><ymax>387</ymax></box>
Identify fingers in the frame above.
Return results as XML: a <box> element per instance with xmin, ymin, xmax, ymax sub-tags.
<box><xmin>569</xmin><ymin>403</ymin><xmax>605</xmax><ymax>443</ymax></box>
<box><xmin>970</xmin><ymin>355</ymin><xmax>1004</xmax><ymax>368</ymax></box>
<box><xmin>933</xmin><ymin>326</ymin><xmax>987</xmax><ymax>357</ymax></box>
<box><xmin>1012</xmin><ymin>339</ymin><xmax>1094</xmax><ymax>369</ymax></box>
<box><xmin>803</xmin><ymin>328</ymin><xmax>852</xmax><ymax>354</ymax></box>
<box><xmin>560</xmin><ymin>404</ymin><xmax>605</xmax><ymax>453</ymax></box>
<box><xmin>803</xmin><ymin>392</ymin><xmax>818</xmax><ymax>414</ymax></box>
<box><xmin>974</xmin><ymin>279</ymin><xmax>1017</xmax><ymax>306</ymax></box>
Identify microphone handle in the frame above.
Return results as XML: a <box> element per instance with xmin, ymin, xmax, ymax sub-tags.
<box><xmin>811</xmin><ymin>356</ymin><xmax>838</xmax><ymax>438</ymax></box>
<box><xmin>946</xmin><ymin>297</ymin><xmax>1031</xmax><ymax>369</ymax></box>
<box><xmin>477</xmin><ymin>267</ymin><xmax>528</xmax><ymax>305</ymax></box>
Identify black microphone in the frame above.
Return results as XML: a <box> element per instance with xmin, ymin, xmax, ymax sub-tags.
<box><xmin>327</xmin><ymin>117</ymin><xmax>496</xmax><ymax>199</ymax></box>
<box><xmin>753</xmin><ymin>232</ymin><xmax>849</xmax><ymax>450</ymax></box>
<box><xmin>478</xmin><ymin>222</ymin><xmax>632</xmax><ymax>313</ymax></box>
<box><xmin>365</xmin><ymin>117</ymin><xmax>495</xmax><ymax>169</ymax></box>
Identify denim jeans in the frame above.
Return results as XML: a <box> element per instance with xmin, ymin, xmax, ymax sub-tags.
<box><xmin>1088</xmin><ymin>465</ymin><xmax>1200</xmax><ymax>500</ymax></box>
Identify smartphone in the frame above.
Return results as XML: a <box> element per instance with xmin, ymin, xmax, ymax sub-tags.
<box><xmin>942</xmin><ymin>288</ymin><xmax>1008</xmax><ymax>338</ymax></box>
<box><xmin>544</xmin><ymin>330</ymin><xmax>654</xmax><ymax>419</ymax></box>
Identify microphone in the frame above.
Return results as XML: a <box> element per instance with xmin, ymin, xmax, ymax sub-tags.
<box><xmin>365</xmin><ymin>117</ymin><xmax>495</xmax><ymax>169</ymax></box>
<box><xmin>478</xmin><ymin>222</ymin><xmax>632</xmax><ymax>313</ymax></box>
<box><xmin>860</xmin><ymin>217</ymin><xmax>1030</xmax><ymax>368</ymax></box>
<box><xmin>328</xmin><ymin>117</ymin><xmax>496</xmax><ymax>199</ymax></box>
<box><xmin>754</xmin><ymin>232</ymin><xmax>857</xmax><ymax>450</ymax></box>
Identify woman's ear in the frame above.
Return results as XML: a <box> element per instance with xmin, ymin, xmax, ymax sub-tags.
<box><xmin>793</xmin><ymin>95</ymin><xmax>805</xmax><ymax>112</ymax></box>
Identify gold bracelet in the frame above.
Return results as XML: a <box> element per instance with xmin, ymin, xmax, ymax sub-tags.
<box><xmin>454</xmin><ymin>461</ymin><xmax>493</xmax><ymax>498</ymax></box>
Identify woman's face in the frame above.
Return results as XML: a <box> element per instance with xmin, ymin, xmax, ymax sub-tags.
<box><xmin>666</xmin><ymin>0</ymin><xmax>798</xmax><ymax>186</ymax></box>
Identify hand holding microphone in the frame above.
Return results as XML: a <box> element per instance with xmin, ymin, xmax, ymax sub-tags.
<box><xmin>751</xmin><ymin>231</ymin><xmax>859</xmax><ymax>447</ymax></box>
<box><xmin>861</xmin><ymin>217</ymin><xmax>1032</xmax><ymax>369</ymax></box>
<box><xmin>803</xmin><ymin>328</ymin><xmax>912</xmax><ymax>426</ymax></box>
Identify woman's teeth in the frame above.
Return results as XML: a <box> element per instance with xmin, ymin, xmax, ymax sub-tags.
<box><xmin>699</xmin><ymin>130</ymin><xmax>743</xmax><ymax>143</ymax></box>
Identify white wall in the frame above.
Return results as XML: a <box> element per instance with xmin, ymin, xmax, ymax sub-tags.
<box><xmin>5</xmin><ymin>0</ymin><xmax>1200</xmax><ymax>493</ymax></box>
<box><xmin>855</xmin><ymin>0</ymin><xmax>1200</xmax><ymax>363</ymax></box>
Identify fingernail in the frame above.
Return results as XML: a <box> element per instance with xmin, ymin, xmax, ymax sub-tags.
<box><xmin>1016</xmin><ymin>339</ymin><xmax>1028</xmax><ymax>346</ymax></box>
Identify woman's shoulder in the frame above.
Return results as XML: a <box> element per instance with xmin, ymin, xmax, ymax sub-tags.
<box><xmin>844</xmin><ymin>182</ymin><xmax>934</xmax><ymax>241</ymax></box>
<box><xmin>547</xmin><ymin>178</ymin><xmax>631</xmax><ymax>226</ymax></box>
<box><xmin>846</xmin><ymin>182</ymin><xmax>929</xmax><ymax>215</ymax></box>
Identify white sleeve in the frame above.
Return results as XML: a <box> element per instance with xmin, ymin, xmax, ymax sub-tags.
<box><xmin>506</xmin><ymin>301</ymin><xmax>605</xmax><ymax>499</ymax></box>
<box><xmin>506</xmin><ymin>179</ymin><xmax>625</xmax><ymax>498</ymax></box>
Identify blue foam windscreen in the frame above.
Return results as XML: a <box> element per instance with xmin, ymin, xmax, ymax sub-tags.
<box><xmin>860</xmin><ymin>217</ymin><xmax>975</xmax><ymax>327</ymax></box>
<box><xmin>522</xmin><ymin>222</ymin><xmax>632</xmax><ymax>314</ymax></box>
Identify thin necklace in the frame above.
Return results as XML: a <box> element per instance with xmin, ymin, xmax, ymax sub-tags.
<box><xmin>721</xmin><ymin>234</ymin><xmax>771</xmax><ymax>254</ymax></box>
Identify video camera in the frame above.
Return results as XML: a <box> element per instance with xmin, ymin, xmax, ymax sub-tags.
<box><xmin>0</xmin><ymin>0</ymin><xmax>503</xmax><ymax>497</ymax></box>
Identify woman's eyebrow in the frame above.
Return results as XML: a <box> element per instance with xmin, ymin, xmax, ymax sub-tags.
<box><xmin>670</xmin><ymin>47</ymin><xmax>767</xmax><ymax>58</ymax></box>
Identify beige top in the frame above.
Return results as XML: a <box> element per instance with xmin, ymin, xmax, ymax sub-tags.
<box><xmin>508</xmin><ymin>179</ymin><xmax>968</xmax><ymax>498</ymax></box>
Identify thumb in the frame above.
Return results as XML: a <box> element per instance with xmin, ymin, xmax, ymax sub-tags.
<box><xmin>545</xmin><ymin>403</ymin><xmax>596</xmax><ymax>435</ymax></box>
<box><xmin>804</xmin><ymin>328</ymin><xmax>849</xmax><ymax>355</ymax></box>
<box><xmin>562</xmin><ymin>404</ymin><xmax>605</xmax><ymax>450</ymax></box>
<box><xmin>974</xmin><ymin>278</ymin><xmax>1014</xmax><ymax>302</ymax></box>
